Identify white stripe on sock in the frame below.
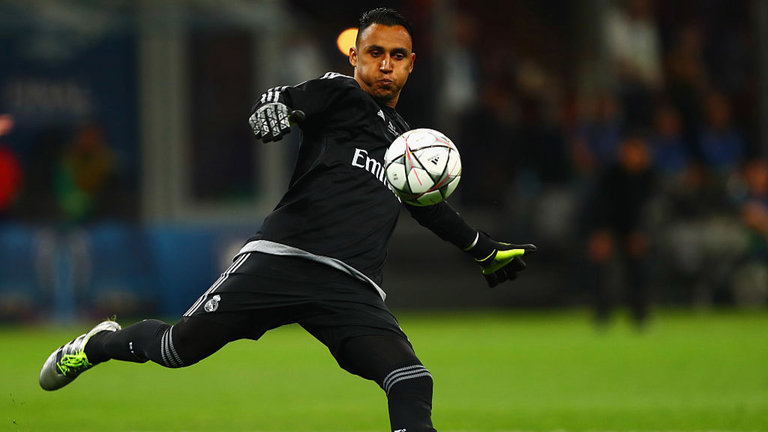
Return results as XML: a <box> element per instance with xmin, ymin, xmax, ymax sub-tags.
<box><xmin>383</xmin><ymin>365</ymin><xmax>431</xmax><ymax>393</ymax></box>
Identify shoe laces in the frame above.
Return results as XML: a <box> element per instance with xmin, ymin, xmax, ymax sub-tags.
<box><xmin>57</xmin><ymin>352</ymin><xmax>92</xmax><ymax>377</ymax></box>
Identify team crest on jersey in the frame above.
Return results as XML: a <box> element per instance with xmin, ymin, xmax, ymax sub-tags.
<box><xmin>377</xmin><ymin>109</ymin><xmax>386</xmax><ymax>122</ymax></box>
<box><xmin>204</xmin><ymin>294</ymin><xmax>221</xmax><ymax>312</ymax></box>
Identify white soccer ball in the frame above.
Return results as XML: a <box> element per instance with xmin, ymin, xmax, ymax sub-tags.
<box><xmin>384</xmin><ymin>128</ymin><xmax>462</xmax><ymax>206</ymax></box>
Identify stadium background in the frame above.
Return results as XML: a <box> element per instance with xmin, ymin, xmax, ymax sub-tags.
<box><xmin>1</xmin><ymin>0</ymin><xmax>766</xmax><ymax>319</ymax></box>
<box><xmin>1</xmin><ymin>1</ymin><xmax>767</xmax><ymax>431</ymax></box>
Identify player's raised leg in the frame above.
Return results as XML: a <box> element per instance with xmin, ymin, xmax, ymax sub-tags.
<box><xmin>39</xmin><ymin>315</ymin><xmax>243</xmax><ymax>391</ymax></box>
<box><xmin>40</xmin><ymin>253</ymin><xmax>258</xmax><ymax>391</ymax></box>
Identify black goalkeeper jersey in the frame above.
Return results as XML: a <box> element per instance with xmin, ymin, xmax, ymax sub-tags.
<box><xmin>246</xmin><ymin>72</ymin><xmax>477</xmax><ymax>293</ymax></box>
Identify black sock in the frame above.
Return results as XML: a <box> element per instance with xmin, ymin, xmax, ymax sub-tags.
<box><xmin>387</xmin><ymin>374</ymin><xmax>436</xmax><ymax>432</ymax></box>
<box><xmin>85</xmin><ymin>319</ymin><xmax>169</xmax><ymax>364</ymax></box>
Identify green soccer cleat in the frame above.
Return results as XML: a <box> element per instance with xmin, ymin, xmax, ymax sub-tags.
<box><xmin>39</xmin><ymin>320</ymin><xmax>121</xmax><ymax>391</ymax></box>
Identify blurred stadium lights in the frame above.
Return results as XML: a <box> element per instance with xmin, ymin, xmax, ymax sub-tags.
<box><xmin>336</xmin><ymin>28</ymin><xmax>357</xmax><ymax>56</ymax></box>
<box><xmin>0</xmin><ymin>114</ymin><xmax>13</xmax><ymax>136</ymax></box>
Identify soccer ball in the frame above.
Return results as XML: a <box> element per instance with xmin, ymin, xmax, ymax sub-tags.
<box><xmin>384</xmin><ymin>128</ymin><xmax>462</xmax><ymax>206</ymax></box>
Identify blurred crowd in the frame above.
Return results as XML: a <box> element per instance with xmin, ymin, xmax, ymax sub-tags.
<box><xmin>0</xmin><ymin>118</ymin><xmax>122</xmax><ymax>225</ymax></box>
<box><xmin>438</xmin><ymin>0</ymin><xmax>768</xmax><ymax>317</ymax></box>
<box><xmin>276</xmin><ymin>0</ymin><xmax>768</xmax><ymax>316</ymax></box>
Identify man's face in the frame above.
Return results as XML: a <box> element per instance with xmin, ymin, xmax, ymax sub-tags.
<box><xmin>350</xmin><ymin>23</ymin><xmax>415</xmax><ymax>108</ymax></box>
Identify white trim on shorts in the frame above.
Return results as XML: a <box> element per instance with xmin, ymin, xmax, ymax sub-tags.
<box><xmin>236</xmin><ymin>239</ymin><xmax>387</xmax><ymax>301</ymax></box>
<box><xmin>184</xmin><ymin>253</ymin><xmax>251</xmax><ymax>316</ymax></box>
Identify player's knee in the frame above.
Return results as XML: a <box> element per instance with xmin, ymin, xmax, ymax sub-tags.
<box><xmin>153</xmin><ymin>324</ymin><xmax>190</xmax><ymax>368</ymax></box>
<box><xmin>145</xmin><ymin>322</ymin><xmax>206</xmax><ymax>368</ymax></box>
<box><xmin>382</xmin><ymin>364</ymin><xmax>433</xmax><ymax>397</ymax></box>
<box><xmin>159</xmin><ymin>317</ymin><xmax>232</xmax><ymax>368</ymax></box>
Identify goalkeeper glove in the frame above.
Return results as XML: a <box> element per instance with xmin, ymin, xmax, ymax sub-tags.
<box><xmin>466</xmin><ymin>232</ymin><xmax>537</xmax><ymax>287</ymax></box>
<box><xmin>249</xmin><ymin>102</ymin><xmax>305</xmax><ymax>143</ymax></box>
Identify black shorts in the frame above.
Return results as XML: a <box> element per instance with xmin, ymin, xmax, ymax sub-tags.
<box><xmin>183</xmin><ymin>252</ymin><xmax>409</xmax><ymax>358</ymax></box>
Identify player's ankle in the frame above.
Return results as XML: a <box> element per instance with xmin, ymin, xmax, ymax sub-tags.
<box><xmin>83</xmin><ymin>331</ymin><xmax>111</xmax><ymax>364</ymax></box>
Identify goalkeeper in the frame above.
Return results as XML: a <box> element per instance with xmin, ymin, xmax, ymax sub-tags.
<box><xmin>39</xmin><ymin>7</ymin><xmax>535</xmax><ymax>432</ymax></box>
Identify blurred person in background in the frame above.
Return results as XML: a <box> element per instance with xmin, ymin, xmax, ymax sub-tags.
<box><xmin>0</xmin><ymin>115</ymin><xmax>23</xmax><ymax>219</ymax></box>
<box><xmin>572</xmin><ymin>92</ymin><xmax>623</xmax><ymax>179</ymax></box>
<box><xmin>662</xmin><ymin>91</ymin><xmax>748</xmax><ymax>307</ymax></box>
<box><xmin>648</xmin><ymin>102</ymin><xmax>692</xmax><ymax>184</ymax></box>
<box><xmin>654</xmin><ymin>90</ymin><xmax>748</xmax><ymax>306</ymax></box>
<box><xmin>515</xmin><ymin>81</ymin><xmax>572</xmax><ymax>189</ymax></box>
<box><xmin>39</xmin><ymin>8</ymin><xmax>536</xmax><ymax>432</ymax></box>
<box><xmin>698</xmin><ymin>90</ymin><xmax>745</xmax><ymax>180</ymax></box>
<box><xmin>693</xmin><ymin>92</ymin><xmax>748</xmax><ymax>303</ymax></box>
<box><xmin>645</xmin><ymin>102</ymin><xmax>705</xmax><ymax>299</ymax></box>
<box><xmin>739</xmin><ymin>159</ymin><xmax>768</xmax><ymax>240</ymax></box>
<box><xmin>440</xmin><ymin>13</ymin><xmax>480</xmax><ymax>137</ymax></box>
<box><xmin>605</xmin><ymin>0</ymin><xmax>662</xmax><ymax>130</ymax></box>
<box><xmin>584</xmin><ymin>133</ymin><xmax>655</xmax><ymax>328</ymax></box>
<box><xmin>731</xmin><ymin>159</ymin><xmax>768</xmax><ymax>306</ymax></box>
<box><xmin>513</xmin><ymin>81</ymin><xmax>575</xmax><ymax>248</ymax></box>
<box><xmin>458</xmin><ymin>81</ymin><xmax>515</xmax><ymax>210</ymax></box>
<box><xmin>53</xmin><ymin>122</ymin><xmax>117</xmax><ymax>223</ymax></box>
<box><xmin>663</xmin><ymin>24</ymin><xmax>707</xmax><ymax>153</ymax></box>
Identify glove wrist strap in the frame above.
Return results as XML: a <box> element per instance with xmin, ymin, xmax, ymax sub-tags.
<box><xmin>462</xmin><ymin>233</ymin><xmax>479</xmax><ymax>251</ymax></box>
<box><xmin>464</xmin><ymin>231</ymin><xmax>497</xmax><ymax>261</ymax></box>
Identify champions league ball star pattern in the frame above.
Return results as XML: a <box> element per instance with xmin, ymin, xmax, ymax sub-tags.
<box><xmin>384</xmin><ymin>128</ymin><xmax>462</xmax><ymax>206</ymax></box>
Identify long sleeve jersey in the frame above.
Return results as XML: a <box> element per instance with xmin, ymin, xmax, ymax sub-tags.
<box><xmin>242</xmin><ymin>72</ymin><xmax>477</xmax><ymax>298</ymax></box>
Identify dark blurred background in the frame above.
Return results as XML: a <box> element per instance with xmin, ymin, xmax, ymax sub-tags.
<box><xmin>0</xmin><ymin>0</ymin><xmax>766</xmax><ymax>323</ymax></box>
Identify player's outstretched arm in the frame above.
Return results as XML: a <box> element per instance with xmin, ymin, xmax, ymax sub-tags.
<box><xmin>249</xmin><ymin>73</ymin><xmax>360</xmax><ymax>142</ymax></box>
<box><xmin>248</xmin><ymin>102</ymin><xmax>305</xmax><ymax>143</ymax></box>
<box><xmin>406</xmin><ymin>202</ymin><xmax>536</xmax><ymax>287</ymax></box>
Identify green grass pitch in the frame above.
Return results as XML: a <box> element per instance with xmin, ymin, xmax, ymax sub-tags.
<box><xmin>2</xmin><ymin>309</ymin><xmax>767</xmax><ymax>432</ymax></box>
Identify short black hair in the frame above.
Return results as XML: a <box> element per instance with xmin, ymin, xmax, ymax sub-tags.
<box><xmin>356</xmin><ymin>7</ymin><xmax>414</xmax><ymax>48</ymax></box>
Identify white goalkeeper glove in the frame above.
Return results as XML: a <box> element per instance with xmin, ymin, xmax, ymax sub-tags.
<box><xmin>249</xmin><ymin>102</ymin><xmax>305</xmax><ymax>143</ymax></box>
